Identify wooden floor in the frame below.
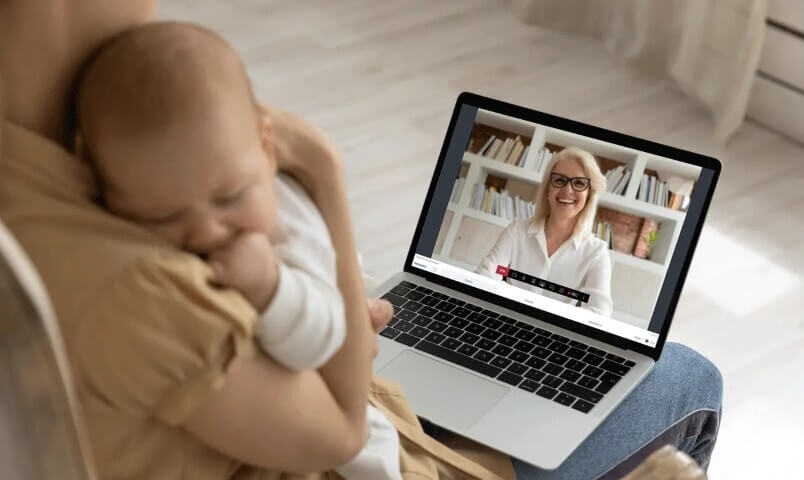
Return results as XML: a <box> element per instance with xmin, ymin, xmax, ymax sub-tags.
<box><xmin>160</xmin><ymin>1</ymin><xmax>803</xmax><ymax>477</ymax></box>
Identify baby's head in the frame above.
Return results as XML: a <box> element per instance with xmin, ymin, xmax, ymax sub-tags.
<box><xmin>76</xmin><ymin>21</ymin><xmax>277</xmax><ymax>256</ymax></box>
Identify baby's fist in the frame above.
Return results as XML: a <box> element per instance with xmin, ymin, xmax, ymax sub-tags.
<box><xmin>209</xmin><ymin>232</ymin><xmax>279</xmax><ymax>312</ymax></box>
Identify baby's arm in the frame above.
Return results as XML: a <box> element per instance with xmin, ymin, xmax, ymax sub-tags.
<box><xmin>256</xmin><ymin>174</ymin><xmax>346</xmax><ymax>370</ymax></box>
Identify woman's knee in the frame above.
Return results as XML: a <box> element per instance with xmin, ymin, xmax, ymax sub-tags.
<box><xmin>661</xmin><ymin>342</ymin><xmax>723</xmax><ymax>409</ymax></box>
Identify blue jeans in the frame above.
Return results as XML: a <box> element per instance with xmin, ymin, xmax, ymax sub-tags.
<box><xmin>422</xmin><ymin>342</ymin><xmax>722</xmax><ymax>479</ymax></box>
<box><xmin>513</xmin><ymin>342</ymin><xmax>723</xmax><ymax>479</ymax></box>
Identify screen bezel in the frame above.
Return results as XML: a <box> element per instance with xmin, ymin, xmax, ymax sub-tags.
<box><xmin>403</xmin><ymin>92</ymin><xmax>721</xmax><ymax>361</ymax></box>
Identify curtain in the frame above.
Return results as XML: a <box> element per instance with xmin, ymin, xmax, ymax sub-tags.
<box><xmin>510</xmin><ymin>0</ymin><xmax>768</xmax><ymax>140</ymax></box>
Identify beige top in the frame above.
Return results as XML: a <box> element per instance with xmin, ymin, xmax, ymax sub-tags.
<box><xmin>0</xmin><ymin>120</ymin><xmax>515</xmax><ymax>480</ymax></box>
<box><xmin>0</xmin><ymin>120</ymin><xmax>271</xmax><ymax>479</ymax></box>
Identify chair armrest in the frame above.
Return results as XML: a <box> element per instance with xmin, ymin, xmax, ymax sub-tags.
<box><xmin>621</xmin><ymin>445</ymin><xmax>707</xmax><ymax>480</ymax></box>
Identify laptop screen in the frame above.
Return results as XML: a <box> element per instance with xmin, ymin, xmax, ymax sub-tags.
<box><xmin>407</xmin><ymin>96</ymin><xmax>719</xmax><ymax>352</ymax></box>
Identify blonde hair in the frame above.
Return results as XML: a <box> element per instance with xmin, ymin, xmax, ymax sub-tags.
<box><xmin>531</xmin><ymin>146</ymin><xmax>607</xmax><ymax>237</ymax></box>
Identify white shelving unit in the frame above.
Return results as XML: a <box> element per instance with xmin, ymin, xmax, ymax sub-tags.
<box><xmin>435</xmin><ymin>110</ymin><xmax>701</xmax><ymax>328</ymax></box>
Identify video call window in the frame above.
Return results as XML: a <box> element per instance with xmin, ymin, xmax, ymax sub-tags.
<box><xmin>429</xmin><ymin>109</ymin><xmax>702</xmax><ymax>332</ymax></box>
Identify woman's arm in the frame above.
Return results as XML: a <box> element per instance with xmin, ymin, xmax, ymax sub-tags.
<box><xmin>266</xmin><ymin>107</ymin><xmax>374</xmax><ymax>433</ymax></box>
<box><xmin>184</xmin><ymin>351</ymin><xmax>368</xmax><ymax>473</ymax></box>
<box><xmin>256</xmin><ymin>176</ymin><xmax>346</xmax><ymax>370</ymax></box>
<box><xmin>580</xmin><ymin>245</ymin><xmax>613</xmax><ymax>316</ymax></box>
<box><xmin>184</xmin><ymin>109</ymin><xmax>375</xmax><ymax>473</ymax></box>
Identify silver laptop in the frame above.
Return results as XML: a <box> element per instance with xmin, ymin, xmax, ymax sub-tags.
<box><xmin>371</xmin><ymin>92</ymin><xmax>721</xmax><ymax>470</ymax></box>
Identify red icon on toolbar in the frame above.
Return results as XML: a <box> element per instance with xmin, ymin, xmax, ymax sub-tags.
<box><xmin>496</xmin><ymin>265</ymin><xmax>510</xmax><ymax>276</ymax></box>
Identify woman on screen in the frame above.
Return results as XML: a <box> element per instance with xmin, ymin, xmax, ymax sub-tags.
<box><xmin>476</xmin><ymin>146</ymin><xmax>614</xmax><ymax>316</ymax></box>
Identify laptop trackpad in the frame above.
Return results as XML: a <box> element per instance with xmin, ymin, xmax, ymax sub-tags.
<box><xmin>378</xmin><ymin>350</ymin><xmax>509</xmax><ymax>431</ymax></box>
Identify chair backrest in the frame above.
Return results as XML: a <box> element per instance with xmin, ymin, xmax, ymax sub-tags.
<box><xmin>0</xmin><ymin>222</ymin><xmax>96</xmax><ymax>480</ymax></box>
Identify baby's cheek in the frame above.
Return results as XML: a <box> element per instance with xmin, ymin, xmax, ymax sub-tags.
<box><xmin>250</xmin><ymin>185</ymin><xmax>279</xmax><ymax>235</ymax></box>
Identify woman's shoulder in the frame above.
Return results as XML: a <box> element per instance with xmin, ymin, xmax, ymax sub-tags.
<box><xmin>73</xmin><ymin>251</ymin><xmax>256</xmax><ymax>374</ymax></box>
<box><xmin>579</xmin><ymin>233</ymin><xmax>611</xmax><ymax>259</ymax></box>
<box><xmin>80</xmin><ymin>250</ymin><xmax>255</xmax><ymax>331</ymax></box>
<box><xmin>73</xmin><ymin>251</ymin><xmax>257</xmax><ymax>421</ymax></box>
<box><xmin>508</xmin><ymin>218</ymin><xmax>536</xmax><ymax>234</ymax></box>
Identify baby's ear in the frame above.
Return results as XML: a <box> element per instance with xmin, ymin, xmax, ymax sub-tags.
<box><xmin>259</xmin><ymin>106</ymin><xmax>273</xmax><ymax>148</ymax></box>
<box><xmin>258</xmin><ymin>108</ymin><xmax>278</xmax><ymax>171</ymax></box>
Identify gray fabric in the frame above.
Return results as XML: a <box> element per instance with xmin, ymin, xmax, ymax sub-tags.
<box><xmin>0</xmin><ymin>241</ymin><xmax>95</xmax><ymax>480</ymax></box>
<box><xmin>598</xmin><ymin>409</ymin><xmax>720</xmax><ymax>479</ymax></box>
<box><xmin>509</xmin><ymin>0</ymin><xmax>768</xmax><ymax>140</ymax></box>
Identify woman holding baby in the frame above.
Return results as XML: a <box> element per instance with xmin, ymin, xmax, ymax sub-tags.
<box><xmin>0</xmin><ymin>1</ymin><xmax>723</xmax><ymax>479</ymax></box>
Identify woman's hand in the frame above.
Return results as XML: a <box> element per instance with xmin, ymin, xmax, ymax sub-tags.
<box><xmin>259</xmin><ymin>104</ymin><xmax>343</xmax><ymax>203</ymax></box>
<box><xmin>367</xmin><ymin>299</ymin><xmax>393</xmax><ymax>358</ymax></box>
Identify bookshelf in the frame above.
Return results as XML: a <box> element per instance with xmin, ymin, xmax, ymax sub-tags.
<box><xmin>435</xmin><ymin>110</ymin><xmax>701</xmax><ymax>328</ymax></box>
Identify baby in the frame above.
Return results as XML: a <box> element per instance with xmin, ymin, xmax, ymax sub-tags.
<box><xmin>74</xmin><ymin>21</ymin><xmax>399</xmax><ymax>480</ymax></box>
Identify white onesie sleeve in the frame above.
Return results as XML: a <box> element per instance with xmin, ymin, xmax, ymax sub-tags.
<box><xmin>257</xmin><ymin>174</ymin><xmax>346</xmax><ymax>370</ymax></box>
<box><xmin>335</xmin><ymin>405</ymin><xmax>402</xmax><ymax>480</ymax></box>
<box><xmin>258</xmin><ymin>175</ymin><xmax>400</xmax><ymax>480</ymax></box>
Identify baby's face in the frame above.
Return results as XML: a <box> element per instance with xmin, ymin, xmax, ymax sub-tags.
<box><xmin>97</xmin><ymin>110</ymin><xmax>278</xmax><ymax>256</ymax></box>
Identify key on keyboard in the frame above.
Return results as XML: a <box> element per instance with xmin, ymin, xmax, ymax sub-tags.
<box><xmin>380</xmin><ymin>281</ymin><xmax>632</xmax><ymax>415</ymax></box>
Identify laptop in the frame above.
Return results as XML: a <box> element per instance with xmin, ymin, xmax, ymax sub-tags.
<box><xmin>371</xmin><ymin>92</ymin><xmax>721</xmax><ymax>469</ymax></box>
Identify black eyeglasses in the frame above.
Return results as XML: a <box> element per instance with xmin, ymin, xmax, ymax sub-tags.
<box><xmin>550</xmin><ymin>173</ymin><xmax>591</xmax><ymax>192</ymax></box>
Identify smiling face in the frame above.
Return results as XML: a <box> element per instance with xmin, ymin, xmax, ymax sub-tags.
<box><xmin>546</xmin><ymin>156</ymin><xmax>590</xmax><ymax>223</ymax></box>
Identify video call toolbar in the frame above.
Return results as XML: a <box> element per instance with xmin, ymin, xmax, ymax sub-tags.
<box><xmin>495</xmin><ymin>265</ymin><xmax>590</xmax><ymax>304</ymax></box>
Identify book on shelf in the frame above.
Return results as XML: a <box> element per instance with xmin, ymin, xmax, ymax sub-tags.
<box><xmin>605</xmin><ymin>165</ymin><xmax>623</xmax><ymax>187</ymax></box>
<box><xmin>476</xmin><ymin>135</ymin><xmax>496</xmax><ymax>155</ymax></box>
<box><xmin>653</xmin><ymin>180</ymin><xmax>659</xmax><ymax>205</ymax></box>
<box><xmin>619</xmin><ymin>170</ymin><xmax>631</xmax><ymax>195</ymax></box>
<box><xmin>475</xmin><ymin>133</ymin><xmax>534</xmax><ymax>169</ymax></box>
<box><xmin>525</xmin><ymin>147</ymin><xmax>554</xmax><ymax>172</ymax></box>
<box><xmin>604</xmin><ymin>165</ymin><xmax>631</xmax><ymax>196</ymax></box>
<box><xmin>506</xmin><ymin>138</ymin><xmax>524</xmax><ymax>165</ymax></box>
<box><xmin>494</xmin><ymin>138</ymin><xmax>512</xmax><ymax>161</ymax></box>
<box><xmin>450</xmin><ymin>177</ymin><xmax>466</xmax><ymax>203</ymax></box>
<box><xmin>638</xmin><ymin>174</ymin><xmax>674</xmax><ymax>208</ymax></box>
<box><xmin>592</xmin><ymin>220</ymin><xmax>614</xmax><ymax>249</ymax></box>
<box><xmin>517</xmin><ymin>145</ymin><xmax>530</xmax><ymax>167</ymax></box>
<box><xmin>485</xmin><ymin>138</ymin><xmax>503</xmax><ymax>159</ymax></box>
<box><xmin>656</xmin><ymin>177</ymin><xmax>663</xmax><ymax>206</ymax></box>
<box><xmin>638</xmin><ymin>175</ymin><xmax>649</xmax><ymax>202</ymax></box>
<box><xmin>504</xmin><ymin>136</ymin><xmax>521</xmax><ymax>164</ymax></box>
<box><xmin>471</xmin><ymin>183</ymin><xmax>536</xmax><ymax>221</ymax></box>
<box><xmin>482</xmin><ymin>187</ymin><xmax>494</xmax><ymax>212</ymax></box>
<box><xmin>669</xmin><ymin>192</ymin><xmax>684</xmax><ymax>210</ymax></box>
<box><xmin>471</xmin><ymin>182</ymin><xmax>483</xmax><ymax>210</ymax></box>
<box><xmin>595</xmin><ymin>207</ymin><xmax>643</xmax><ymax>255</ymax></box>
<box><xmin>633</xmin><ymin>219</ymin><xmax>660</xmax><ymax>259</ymax></box>
<box><xmin>667</xmin><ymin>176</ymin><xmax>694</xmax><ymax>211</ymax></box>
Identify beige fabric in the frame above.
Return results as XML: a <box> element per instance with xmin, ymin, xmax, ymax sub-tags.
<box><xmin>621</xmin><ymin>445</ymin><xmax>707</xmax><ymax>480</ymax></box>
<box><xmin>0</xmin><ymin>120</ymin><xmax>514</xmax><ymax>480</ymax></box>
<box><xmin>509</xmin><ymin>0</ymin><xmax>768</xmax><ymax>140</ymax></box>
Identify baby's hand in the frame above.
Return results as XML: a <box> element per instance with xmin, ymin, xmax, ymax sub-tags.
<box><xmin>208</xmin><ymin>232</ymin><xmax>279</xmax><ymax>312</ymax></box>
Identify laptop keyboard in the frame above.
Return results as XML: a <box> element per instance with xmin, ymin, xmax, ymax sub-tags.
<box><xmin>381</xmin><ymin>281</ymin><xmax>636</xmax><ymax>414</ymax></box>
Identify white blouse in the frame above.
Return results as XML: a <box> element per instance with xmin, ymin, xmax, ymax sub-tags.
<box><xmin>475</xmin><ymin>218</ymin><xmax>613</xmax><ymax>316</ymax></box>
